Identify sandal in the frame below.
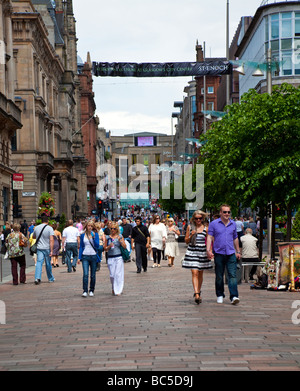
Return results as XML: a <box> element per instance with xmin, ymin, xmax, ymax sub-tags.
<box><xmin>193</xmin><ymin>292</ymin><xmax>202</xmax><ymax>305</ymax></box>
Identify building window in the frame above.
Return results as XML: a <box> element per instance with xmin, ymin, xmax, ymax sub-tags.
<box><xmin>282</xmin><ymin>51</ymin><xmax>293</xmax><ymax>75</ymax></box>
<box><xmin>295</xmin><ymin>12</ymin><xmax>300</xmax><ymax>36</ymax></box>
<box><xmin>207</xmin><ymin>102</ymin><xmax>214</xmax><ymax>111</ymax></box>
<box><xmin>11</xmin><ymin>131</ymin><xmax>17</xmax><ymax>151</ymax></box>
<box><xmin>271</xmin><ymin>14</ymin><xmax>279</xmax><ymax>40</ymax></box>
<box><xmin>155</xmin><ymin>154</ymin><xmax>160</xmax><ymax>166</ymax></box>
<box><xmin>264</xmin><ymin>11</ymin><xmax>300</xmax><ymax>77</ymax></box>
<box><xmin>143</xmin><ymin>155</ymin><xmax>149</xmax><ymax>174</ymax></box>
<box><xmin>282</xmin><ymin>12</ymin><xmax>292</xmax><ymax>38</ymax></box>
<box><xmin>207</xmin><ymin>86</ymin><xmax>214</xmax><ymax>94</ymax></box>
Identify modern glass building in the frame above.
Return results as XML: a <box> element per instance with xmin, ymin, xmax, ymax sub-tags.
<box><xmin>236</xmin><ymin>1</ymin><xmax>300</xmax><ymax>97</ymax></box>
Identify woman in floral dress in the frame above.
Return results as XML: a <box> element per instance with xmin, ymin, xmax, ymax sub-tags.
<box><xmin>6</xmin><ymin>223</ymin><xmax>28</xmax><ymax>285</ymax></box>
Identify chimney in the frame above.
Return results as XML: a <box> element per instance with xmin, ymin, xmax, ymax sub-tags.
<box><xmin>196</xmin><ymin>41</ymin><xmax>204</xmax><ymax>62</ymax></box>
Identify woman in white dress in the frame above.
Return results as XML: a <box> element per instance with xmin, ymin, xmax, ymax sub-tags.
<box><xmin>165</xmin><ymin>218</ymin><xmax>180</xmax><ymax>267</ymax></box>
<box><xmin>148</xmin><ymin>215</ymin><xmax>167</xmax><ymax>268</ymax></box>
<box><xmin>103</xmin><ymin>222</ymin><xmax>127</xmax><ymax>296</ymax></box>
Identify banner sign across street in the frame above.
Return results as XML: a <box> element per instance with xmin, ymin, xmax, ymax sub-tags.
<box><xmin>92</xmin><ymin>61</ymin><xmax>232</xmax><ymax>78</ymax></box>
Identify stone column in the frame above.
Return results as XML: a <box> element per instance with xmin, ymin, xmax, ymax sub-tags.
<box><xmin>61</xmin><ymin>173</ymin><xmax>71</xmax><ymax>219</ymax></box>
<box><xmin>5</xmin><ymin>9</ymin><xmax>14</xmax><ymax>99</ymax></box>
<box><xmin>0</xmin><ymin>1</ymin><xmax>5</xmax><ymax>93</ymax></box>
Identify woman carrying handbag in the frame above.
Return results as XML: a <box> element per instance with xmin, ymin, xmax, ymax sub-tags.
<box><xmin>103</xmin><ymin>222</ymin><xmax>127</xmax><ymax>296</ymax></box>
<box><xmin>182</xmin><ymin>211</ymin><xmax>212</xmax><ymax>304</ymax></box>
<box><xmin>6</xmin><ymin>223</ymin><xmax>28</xmax><ymax>285</ymax></box>
<box><xmin>78</xmin><ymin>221</ymin><xmax>100</xmax><ymax>297</ymax></box>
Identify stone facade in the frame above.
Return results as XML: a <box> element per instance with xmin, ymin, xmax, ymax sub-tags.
<box><xmin>110</xmin><ymin>132</ymin><xmax>174</xmax><ymax>211</ymax></box>
<box><xmin>78</xmin><ymin>53</ymin><xmax>98</xmax><ymax>215</ymax></box>
<box><xmin>10</xmin><ymin>0</ymin><xmax>88</xmax><ymax>221</ymax></box>
<box><xmin>0</xmin><ymin>0</ymin><xmax>22</xmax><ymax>226</ymax></box>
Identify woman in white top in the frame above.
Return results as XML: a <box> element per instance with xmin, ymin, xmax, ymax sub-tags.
<box><xmin>78</xmin><ymin>221</ymin><xmax>100</xmax><ymax>297</ymax></box>
<box><xmin>103</xmin><ymin>222</ymin><xmax>127</xmax><ymax>296</ymax></box>
<box><xmin>165</xmin><ymin>218</ymin><xmax>180</xmax><ymax>267</ymax></box>
<box><xmin>148</xmin><ymin>215</ymin><xmax>167</xmax><ymax>268</ymax></box>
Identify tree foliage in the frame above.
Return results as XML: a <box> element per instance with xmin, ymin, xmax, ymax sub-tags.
<box><xmin>199</xmin><ymin>83</ymin><xmax>300</xmax><ymax>211</ymax></box>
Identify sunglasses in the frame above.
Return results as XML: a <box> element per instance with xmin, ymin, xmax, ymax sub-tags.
<box><xmin>195</xmin><ymin>217</ymin><xmax>203</xmax><ymax>220</ymax></box>
<box><xmin>111</xmin><ymin>228</ymin><xmax>117</xmax><ymax>230</ymax></box>
<box><xmin>222</xmin><ymin>211</ymin><xmax>231</xmax><ymax>214</ymax></box>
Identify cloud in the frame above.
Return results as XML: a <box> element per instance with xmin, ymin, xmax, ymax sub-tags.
<box><xmin>74</xmin><ymin>0</ymin><xmax>264</xmax><ymax>135</ymax></box>
<box><xmin>98</xmin><ymin>110</ymin><xmax>172</xmax><ymax>136</ymax></box>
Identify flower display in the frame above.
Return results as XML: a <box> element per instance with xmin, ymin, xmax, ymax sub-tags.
<box><xmin>37</xmin><ymin>192</ymin><xmax>55</xmax><ymax>218</ymax></box>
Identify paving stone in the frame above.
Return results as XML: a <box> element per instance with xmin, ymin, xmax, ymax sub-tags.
<box><xmin>0</xmin><ymin>243</ymin><xmax>300</xmax><ymax>371</ymax></box>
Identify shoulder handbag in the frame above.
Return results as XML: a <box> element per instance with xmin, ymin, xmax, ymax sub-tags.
<box><xmin>30</xmin><ymin>225</ymin><xmax>47</xmax><ymax>255</ymax></box>
<box><xmin>117</xmin><ymin>234</ymin><xmax>130</xmax><ymax>261</ymax></box>
<box><xmin>19</xmin><ymin>233</ymin><xmax>28</xmax><ymax>248</ymax></box>
<box><xmin>120</xmin><ymin>242</ymin><xmax>130</xmax><ymax>261</ymax></box>
<box><xmin>87</xmin><ymin>234</ymin><xmax>101</xmax><ymax>263</ymax></box>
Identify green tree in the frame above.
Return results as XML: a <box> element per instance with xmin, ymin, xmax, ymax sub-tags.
<box><xmin>58</xmin><ymin>213</ymin><xmax>66</xmax><ymax>233</ymax></box>
<box><xmin>199</xmin><ymin>83</ymin><xmax>300</xmax><ymax>257</ymax></box>
<box><xmin>292</xmin><ymin>210</ymin><xmax>300</xmax><ymax>240</ymax></box>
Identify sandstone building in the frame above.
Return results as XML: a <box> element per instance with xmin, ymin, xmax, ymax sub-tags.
<box><xmin>0</xmin><ymin>0</ymin><xmax>22</xmax><ymax>225</ymax></box>
<box><xmin>10</xmin><ymin>0</ymin><xmax>88</xmax><ymax>221</ymax></box>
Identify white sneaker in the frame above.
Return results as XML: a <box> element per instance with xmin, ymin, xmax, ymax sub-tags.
<box><xmin>89</xmin><ymin>291</ymin><xmax>94</xmax><ymax>297</ymax></box>
<box><xmin>82</xmin><ymin>292</ymin><xmax>88</xmax><ymax>297</ymax></box>
<box><xmin>217</xmin><ymin>296</ymin><xmax>224</xmax><ymax>304</ymax></box>
<box><xmin>231</xmin><ymin>297</ymin><xmax>240</xmax><ymax>305</ymax></box>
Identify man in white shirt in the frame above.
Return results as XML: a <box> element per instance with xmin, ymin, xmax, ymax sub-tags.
<box><xmin>241</xmin><ymin>228</ymin><xmax>259</xmax><ymax>282</ymax></box>
<box><xmin>62</xmin><ymin>220</ymin><xmax>80</xmax><ymax>272</ymax></box>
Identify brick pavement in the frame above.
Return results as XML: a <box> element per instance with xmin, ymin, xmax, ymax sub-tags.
<box><xmin>0</xmin><ymin>243</ymin><xmax>300</xmax><ymax>372</ymax></box>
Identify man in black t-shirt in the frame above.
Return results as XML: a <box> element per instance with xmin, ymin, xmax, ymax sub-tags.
<box><xmin>131</xmin><ymin>216</ymin><xmax>150</xmax><ymax>273</ymax></box>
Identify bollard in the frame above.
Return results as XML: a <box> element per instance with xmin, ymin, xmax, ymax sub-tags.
<box><xmin>289</xmin><ymin>245</ymin><xmax>295</xmax><ymax>292</ymax></box>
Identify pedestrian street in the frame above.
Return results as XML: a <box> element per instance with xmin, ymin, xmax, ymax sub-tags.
<box><xmin>0</xmin><ymin>242</ymin><xmax>300</xmax><ymax>372</ymax></box>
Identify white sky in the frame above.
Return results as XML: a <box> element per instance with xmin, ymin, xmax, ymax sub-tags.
<box><xmin>73</xmin><ymin>0</ymin><xmax>263</xmax><ymax>136</ymax></box>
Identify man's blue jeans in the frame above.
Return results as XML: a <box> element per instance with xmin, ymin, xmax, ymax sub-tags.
<box><xmin>65</xmin><ymin>242</ymin><xmax>78</xmax><ymax>272</ymax></box>
<box><xmin>214</xmin><ymin>253</ymin><xmax>238</xmax><ymax>300</ymax></box>
<box><xmin>81</xmin><ymin>254</ymin><xmax>97</xmax><ymax>293</ymax></box>
<box><xmin>35</xmin><ymin>249</ymin><xmax>55</xmax><ymax>282</ymax></box>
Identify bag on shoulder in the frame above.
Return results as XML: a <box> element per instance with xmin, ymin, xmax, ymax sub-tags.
<box><xmin>120</xmin><ymin>245</ymin><xmax>130</xmax><ymax>261</ymax></box>
<box><xmin>19</xmin><ymin>233</ymin><xmax>27</xmax><ymax>248</ymax></box>
<box><xmin>30</xmin><ymin>243</ymin><xmax>37</xmax><ymax>255</ymax></box>
<box><xmin>30</xmin><ymin>224</ymin><xmax>47</xmax><ymax>255</ymax></box>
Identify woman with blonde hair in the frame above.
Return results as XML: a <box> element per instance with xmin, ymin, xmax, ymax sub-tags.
<box><xmin>6</xmin><ymin>223</ymin><xmax>28</xmax><ymax>285</ymax></box>
<box><xmin>103</xmin><ymin>222</ymin><xmax>127</xmax><ymax>296</ymax></box>
<box><xmin>182</xmin><ymin>210</ymin><xmax>212</xmax><ymax>304</ymax></box>
<box><xmin>78</xmin><ymin>220</ymin><xmax>100</xmax><ymax>297</ymax></box>
<box><xmin>165</xmin><ymin>217</ymin><xmax>180</xmax><ymax>267</ymax></box>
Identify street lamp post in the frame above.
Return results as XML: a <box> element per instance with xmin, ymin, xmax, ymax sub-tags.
<box><xmin>226</xmin><ymin>0</ymin><xmax>230</xmax><ymax>106</ymax></box>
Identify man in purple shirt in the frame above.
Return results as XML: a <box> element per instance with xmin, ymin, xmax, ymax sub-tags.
<box><xmin>207</xmin><ymin>204</ymin><xmax>241</xmax><ymax>305</ymax></box>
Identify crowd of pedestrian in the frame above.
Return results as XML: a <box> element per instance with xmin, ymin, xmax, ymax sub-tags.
<box><xmin>1</xmin><ymin>207</ymin><xmax>265</xmax><ymax>306</ymax></box>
